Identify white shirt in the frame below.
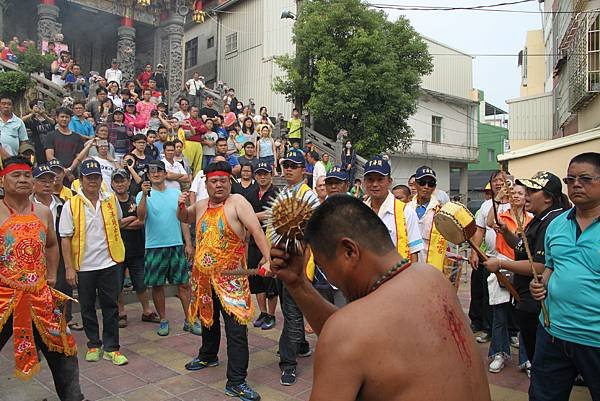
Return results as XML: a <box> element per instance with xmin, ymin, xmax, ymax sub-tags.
<box><xmin>162</xmin><ymin>158</ymin><xmax>188</xmax><ymax>190</ymax></box>
<box><xmin>173</xmin><ymin>110</ymin><xmax>190</xmax><ymax>122</ymax></box>
<box><xmin>107</xmin><ymin>93</ymin><xmax>122</xmax><ymax>109</ymax></box>
<box><xmin>312</xmin><ymin>161</ymin><xmax>327</xmax><ymax>191</ymax></box>
<box><xmin>186</xmin><ymin>78</ymin><xmax>205</xmax><ymax>96</ymax></box>
<box><xmin>408</xmin><ymin>194</ymin><xmax>442</xmax><ymax>262</ymax></box>
<box><xmin>365</xmin><ymin>192</ymin><xmax>424</xmax><ymax>255</ymax></box>
<box><xmin>104</xmin><ymin>68</ymin><xmax>122</xmax><ymax>84</ymax></box>
<box><xmin>475</xmin><ymin>199</ymin><xmax>511</xmax><ymax>257</ymax></box>
<box><xmin>59</xmin><ymin>193</ymin><xmax>123</xmax><ymax>272</ymax></box>
<box><xmin>190</xmin><ymin>170</ymin><xmax>208</xmax><ymax>201</ymax></box>
<box><xmin>92</xmin><ymin>156</ymin><xmax>117</xmax><ymax>192</ymax></box>
<box><xmin>31</xmin><ymin>194</ymin><xmax>62</xmax><ymax>227</ymax></box>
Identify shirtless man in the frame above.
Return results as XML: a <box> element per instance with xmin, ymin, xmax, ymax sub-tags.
<box><xmin>177</xmin><ymin>160</ymin><xmax>270</xmax><ymax>401</ymax></box>
<box><xmin>270</xmin><ymin>195</ymin><xmax>490</xmax><ymax>401</ymax></box>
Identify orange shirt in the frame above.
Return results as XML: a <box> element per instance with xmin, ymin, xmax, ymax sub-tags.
<box><xmin>496</xmin><ymin>209</ymin><xmax>533</xmax><ymax>259</ymax></box>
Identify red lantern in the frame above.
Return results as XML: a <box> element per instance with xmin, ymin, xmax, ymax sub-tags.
<box><xmin>193</xmin><ymin>0</ymin><xmax>205</xmax><ymax>23</ymax></box>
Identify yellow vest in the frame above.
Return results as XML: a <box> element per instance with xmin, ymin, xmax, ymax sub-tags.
<box><xmin>295</xmin><ymin>183</ymin><xmax>316</xmax><ymax>281</ymax></box>
<box><xmin>69</xmin><ymin>193</ymin><xmax>125</xmax><ymax>271</ymax></box>
<box><xmin>394</xmin><ymin>200</ymin><xmax>410</xmax><ymax>259</ymax></box>
<box><xmin>425</xmin><ymin>204</ymin><xmax>447</xmax><ymax>271</ymax></box>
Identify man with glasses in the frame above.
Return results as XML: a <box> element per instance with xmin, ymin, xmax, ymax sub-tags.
<box><xmin>529</xmin><ymin>152</ymin><xmax>600</xmax><ymax>401</ymax></box>
<box><xmin>408</xmin><ymin>166</ymin><xmax>447</xmax><ymax>271</ymax></box>
<box><xmin>363</xmin><ymin>158</ymin><xmax>423</xmax><ymax>263</ymax></box>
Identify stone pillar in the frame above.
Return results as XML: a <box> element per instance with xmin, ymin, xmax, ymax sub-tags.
<box><xmin>459</xmin><ymin>165</ymin><xmax>469</xmax><ymax>203</ymax></box>
<box><xmin>117</xmin><ymin>26</ymin><xmax>136</xmax><ymax>83</ymax></box>
<box><xmin>37</xmin><ymin>2</ymin><xmax>62</xmax><ymax>48</ymax></box>
<box><xmin>0</xmin><ymin>0</ymin><xmax>7</xmax><ymax>41</ymax></box>
<box><xmin>161</xmin><ymin>14</ymin><xmax>185</xmax><ymax>108</ymax></box>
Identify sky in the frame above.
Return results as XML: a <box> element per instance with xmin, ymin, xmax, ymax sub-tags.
<box><xmin>375</xmin><ymin>0</ymin><xmax>544</xmax><ymax>108</ymax></box>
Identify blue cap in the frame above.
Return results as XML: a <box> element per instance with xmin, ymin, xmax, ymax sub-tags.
<box><xmin>47</xmin><ymin>159</ymin><xmax>63</xmax><ymax>170</ymax></box>
<box><xmin>415</xmin><ymin>165</ymin><xmax>436</xmax><ymax>180</ymax></box>
<box><xmin>255</xmin><ymin>162</ymin><xmax>272</xmax><ymax>174</ymax></box>
<box><xmin>281</xmin><ymin>150</ymin><xmax>305</xmax><ymax>165</ymax></box>
<box><xmin>80</xmin><ymin>159</ymin><xmax>102</xmax><ymax>176</ymax></box>
<box><xmin>326</xmin><ymin>166</ymin><xmax>348</xmax><ymax>181</ymax></box>
<box><xmin>33</xmin><ymin>164</ymin><xmax>57</xmax><ymax>179</ymax></box>
<box><xmin>124</xmin><ymin>99</ymin><xmax>136</xmax><ymax>107</ymax></box>
<box><xmin>363</xmin><ymin>158</ymin><xmax>391</xmax><ymax>176</ymax></box>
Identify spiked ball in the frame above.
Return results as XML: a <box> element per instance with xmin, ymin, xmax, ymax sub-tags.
<box><xmin>264</xmin><ymin>189</ymin><xmax>319</xmax><ymax>252</ymax></box>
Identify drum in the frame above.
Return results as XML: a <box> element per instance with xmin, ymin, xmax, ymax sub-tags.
<box><xmin>433</xmin><ymin>202</ymin><xmax>477</xmax><ymax>245</ymax></box>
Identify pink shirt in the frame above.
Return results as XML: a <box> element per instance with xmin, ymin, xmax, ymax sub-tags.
<box><xmin>136</xmin><ymin>101</ymin><xmax>156</xmax><ymax>126</ymax></box>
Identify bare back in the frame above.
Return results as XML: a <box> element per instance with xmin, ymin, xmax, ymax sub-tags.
<box><xmin>311</xmin><ymin>263</ymin><xmax>490</xmax><ymax>401</ymax></box>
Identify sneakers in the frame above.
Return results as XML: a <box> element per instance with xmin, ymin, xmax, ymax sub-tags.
<box><xmin>184</xmin><ymin>357</ymin><xmax>219</xmax><ymax>371</ymax></box>
<box><xmin>183</xmin><ymin>320</ymin><xmax>202</xmax><ymax>336</ymax></box>
<box><xmin>157</xmin><ymin>320</ymin><xmax>169</xmax><ymax>336</ymax></box>
<box><xmin>298</xmin><ymin>346</ymin><xmax>313</xmax><ymax>358</ymax></box>
<box><xmin>476</xmin><ymin>332</ymin><xmax>491</xmax><ymax>343</ymax></box>
<box><xmin>519</xmin><ymin>360</ymin><xmax>532</xmax><ymax>378</ymax></box>
<box><xmin>510</xmin><ymin>336</ymin><xmax>520</xmax><ymax>348</ymax></box>
<box><xmin>253</xmin><ymin>312</ymin><xmax>268</xmax><ymax>328</ymax></box>
<box><xmin>488</xmin><ymin>355</ymin><xmax>505</xmax><ymax>373</ymax></box>
<box><xmin>103</xmin><ymin>351</ymin><xmax>128</xmax><ymax>366</ymax></box>
<box><xmin>280</xmin><ymin>368</ymin><xmax>297</xmax><ymax>386</ymax></box>
<box><xmin>225</xmin><ymin>381</ymin><xmax>261</xmax><ymax>401</ymax></box>
<box><xmin>85</xmin><ymin>348</ymin><xmax>102</xmax><ymax>362</ymax></box>
<box><xmin>260</xmin><ymin>315</ymin><xmax>276</xmax><ymax>330</ymax></box>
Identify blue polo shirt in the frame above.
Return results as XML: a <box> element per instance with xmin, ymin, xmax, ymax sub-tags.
<box><xmin>543</xmin><ymin>208</ymin><xmax>600</xmax><ymax>347</ymax></box>
<box><xmin>0</xmin><ymin>114</ymin><xmax>28</xmax><ymax>155</ymax></box>
<box><xmin>68</xmin><ymin>116</ymin><xmax>95</xmax><ymax>138</ymax></box>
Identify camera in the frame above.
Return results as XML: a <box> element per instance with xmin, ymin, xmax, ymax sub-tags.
<box><xmin>126</xmin><ymin>158</ymin><xmax>134</xmax><ymax>167</ymax></box>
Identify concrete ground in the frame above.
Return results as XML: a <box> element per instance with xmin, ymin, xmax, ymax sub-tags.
<box><xmin>0</xmin><ymin>277</ymin><xmax>593</xmax><ymax>401</ymax></box>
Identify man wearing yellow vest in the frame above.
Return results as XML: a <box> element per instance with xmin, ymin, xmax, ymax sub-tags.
<box><xmin>60</xmin><ymin>159</ymin><xmax>128</xmax><ymax>366</ymax></box>
<box><xmin>363</xmin><ymin>158</ymin><xmax>423</xmax><ymax>262</ymax></box>
<box><xmin>277</xmin><ymin>149</ymin><xmax>317</xmax><ymax>386</ymax></box>
<box><xmin>408</xmin><ymin>166</ymin><xmax>448</xmax><ymax>271</ymax></box>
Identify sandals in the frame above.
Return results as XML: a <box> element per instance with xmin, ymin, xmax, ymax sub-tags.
<box><xmin>119</xmin><ymin>315</ymin><xmax>128</xmax><ymax>328</ymax></box>
<box><xmin>67</xmin><ymin>321</ymin><xmax>84</xmax><ymax>331</ymax></box>
<box><xmin>141</xmin><ymin>312</ymin><xmax>161</xmax><ymax>323</ymax></box>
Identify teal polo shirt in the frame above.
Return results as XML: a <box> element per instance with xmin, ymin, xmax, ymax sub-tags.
<box><xmin>543</xmin><ymin>208</ymin><xmax>600</xmax><ymax>347</ymax></box>
<box><xmin>68</xmin><ymin>116</ymin><xmax>95</xmax><ymax>138</ymax></box>
<box><xmin>0</xmin><ymin>114</ymin><xmax>28</xmax><ymax>155</ymax></box>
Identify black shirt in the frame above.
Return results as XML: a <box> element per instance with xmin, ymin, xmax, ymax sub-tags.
<box><xmin>246</xmin><ymin>184</ymin><xmax>277</xmax><ymax>247</ymax></box>
<box><xmin>128</xmin><ymin>153</ymin><xmax>149</xmax><ymax>196</ymax></box>
<box><xmin>118</xmin><ymin>195</ymin><xmax>145</xmax><ymax>258</ymax></box>
<box><xmin>199</xmin><ymin>107</ymin><xmax>219</xmax><ymax>120</ymax></box>
<box><xmin>513</xmin><ymin>206</ymin><xmax>565</xmax><ymax>313</ymax></box>
<box><xmin>25</xmin><ymin>116</ymin><xmax>54</xmax><ymax>163</ymax></box>
<box><xmin>232</xmin><ymin>179</ymin><xmax>259</xmax><ymax>201</ymax></box>
<box><xmin>45</xmin><ymin>130</ymin><xmax>85</xmax><ymax>168</ymax></box>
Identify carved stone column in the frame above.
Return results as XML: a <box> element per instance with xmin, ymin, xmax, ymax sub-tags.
<box><xmin>117</xmin><ymin>26</ymin><xmax>136</xmax><ymax>83</ymax></box>
<box><xmin>0</xmin><ymin>0</ymin><xmax>7</xmax><ymax>40</ymax></box>
<box><xmin>37</xmin><ymin>2</ymin><xmax>62</xmax><ymax>47</ymax></box>
<box><xmin>161</xmin><ymin>14</ymin><xmax>185</xmax><ymax>108</ymax></box>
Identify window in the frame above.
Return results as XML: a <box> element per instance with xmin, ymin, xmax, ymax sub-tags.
<box><xmin>431</xmin><ymin>116</ymin><xmax>442</xmax><ymax>143</ymax></box>
<box><xmin>487</xmin><ymin>149</ymin><xmax>495</xmax><ymax>162</ymax></box>
<box><xmin>225</xmin><ymin>33</ymin><xmax>238</xmax><ymax>54</ymax></box>
<box><xmin>185</xmin><ymin>37</ymin><xmax>198</xmax><ymax>69</ymax></box>
<box><xmin>588</xmin><ymin>15</ymin><xmax>600</xmax><ymax>92</ymax></box>
<box><xmin>207</xmin><ymin>36</ymin><xmax>215</xmax><ymax>49</ymax></box>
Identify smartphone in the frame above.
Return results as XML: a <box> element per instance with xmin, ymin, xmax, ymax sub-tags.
<box><xmin>96</xmin><ymin>139</ymin><xmax>108</xmax><ymax>147</ymax></box>
<box><xmin>37</xmin><ymin>100</ymin><xmax>44</xmax><ymax>110</ymax></box>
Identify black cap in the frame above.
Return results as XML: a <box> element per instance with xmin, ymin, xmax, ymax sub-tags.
<box><xmin>516</xmin><ymin>171</ymin><xmax>563</xmax><ymax>197</ymax></box>
<box><xmin>33</xmin><ymin>164</ymin><xmax>57</xmax><ymax>178</ymax></box>
<box><xmin>146</xmin><ymin>159</ymin><xmax>166</xmax><ymax>171</ymax></box>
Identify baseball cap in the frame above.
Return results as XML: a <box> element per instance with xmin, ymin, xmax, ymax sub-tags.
<box><xmin>281</xmin><ymin>150</ymin><xmax>305</xmax><ymax>165</ymax></box>
<box><xmin>516</xmin><ymin>171</ymin><xmax>563</xmax><ymax>197</ymax></box>
<box><xmin>80</xmin><ymin>159</ymin><xmax>102</xmax><ymax>176</ymax></box>
<box><xmin>363</xmin><ymin>157</ymin><xmax>391</xmax><ymax>176</ymax></box>
<box><xmin>156</xmin><ymin>63</ymin><xmax>164</xmax><ymax>68</ymax></box>
<box><xmin>255</xmin><ymin>162</ymin><xmax>272</xmax><ymax>174</ymax></box>
<box><xmin>32</xmin><ymin>164</ymin><xmax>56</xmax><ymax>179</ymax></box>
<box><xmin>147</xmin><ymin>159</ymin><xmax>166</xmax><ymax>171</ymax></box>
<box><xmin>326</xmin><ymin>166</ymin><xmax>349</xmax><ymax>182</ymax></box>
<box><xmin>415</xmin><ymin>166</ymin><xmax>436</xmax><ymax>181</ymax></box>
<box><xmin>18</xmin><ymin>142</ymin><xmax>36</xmax><ymax>154</ymax></box>
<box><xmin>111</xmin><ymin>168</ymin><xmax>130</xmax><ymax>180</ymax></box>
<box><xmin>47</xmin><ymin>159</ymin><xmax>64</xmax><ymax>170</ymax></box>
<box><xmin>124</xmin><ymin>99</ymin><xmax>136</xmax><ymax>107</ymax></box>
<box><xmin>112</xmin><ymin>108</ymin><xmax>124</xmax><ymax>115</ymax></box>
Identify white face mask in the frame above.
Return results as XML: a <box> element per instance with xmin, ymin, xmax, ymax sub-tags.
<box><xmin>346</xmin><ymin>143</ymin><xmax>352</xmax><ymax>149</ymax></box>
<box><xmin>275</xmin><ymin>141</ymin><xmax>281</xmax><ymax>147</ymax></box>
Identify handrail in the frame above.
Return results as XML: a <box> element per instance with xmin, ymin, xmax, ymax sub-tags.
<box><xmin>0</xmin><ymin>59</ymin><xmax>67</xmax><ymax>103</ymax></box>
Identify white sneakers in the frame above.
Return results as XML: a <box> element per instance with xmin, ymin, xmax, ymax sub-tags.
<box><xmin>489</xmin><ymin>354</ymin><xmax>505</xmax><ymax>373</ymax></box>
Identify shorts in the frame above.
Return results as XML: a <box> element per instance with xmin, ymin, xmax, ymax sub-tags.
<box><xmin>248</xmin><ymin>244</ymin><xmax>278</xmax><ymax>297</ymax></box>
<box><xmin>120</xmin><ymin>254</ymin><xmax>147</xmax><ymax>293</ymax></box>
<box><xmin>144</xmin><ymin>245</ymin><xmax>189</xmax><ymax>286</ymax></box>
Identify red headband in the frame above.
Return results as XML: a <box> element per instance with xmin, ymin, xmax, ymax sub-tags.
<box><xmin>0</xmin><ymin>163</ymin><xmax>32</xmax><ymax>177</ymax></box>
<box><xmin>206</xmin><ymin>171</ymin><xmax>230</xmax><ymax>179</ymax></box>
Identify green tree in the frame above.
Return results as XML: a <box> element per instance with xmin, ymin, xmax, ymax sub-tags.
<box><xmin>274</xmin><ymin>0</ymin><xmax>432</xmax><ymax>156</ymax></box>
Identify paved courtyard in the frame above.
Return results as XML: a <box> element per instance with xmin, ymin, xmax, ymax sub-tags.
<box><xmin>0</xmin><ymin>278</ymin><xmax>593</xmax><ymax>401</ymax></box>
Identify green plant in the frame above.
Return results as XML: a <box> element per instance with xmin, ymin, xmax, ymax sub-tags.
<box><xmin>0</xmin><ymin>71</ymin><xmax>34</xmax><ymax>96</ymax></box>
<box><xmin>9</xmin><ymin>44</ymin><xmax>55</xmax><ymax>75</ymax></box>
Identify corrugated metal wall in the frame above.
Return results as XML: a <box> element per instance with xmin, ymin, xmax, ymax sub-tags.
<box><xmin>507</xmin><ymin>93</ymin><xmax>553</xmax><ymax>140</ymax></box>
<box><xmin>421</xmin><ymin>38</ymin><xmax>473</xmax><ymax>100</ymax></box>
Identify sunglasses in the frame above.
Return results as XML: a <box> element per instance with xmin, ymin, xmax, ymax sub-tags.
<box><xmin>281</xmin><ymin>163</ymin><xmax>302</xmax><ymax>169</ymax></box>
<box><xmin>562</xmin><ymin>175</ymin><xmax>600</xmax><ymax>186</ymax></box>
<box><xmin>416</xmin><ymin>178</ymin><xmax>436</xmax><ymax>187</ymax></box>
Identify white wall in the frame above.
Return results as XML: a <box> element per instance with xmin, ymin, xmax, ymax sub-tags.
<box><xmin>411</xmin><ymin>96</ymin><xmax>472</xmax><ymax>148</ymax></box>
<box><xmin>421</xmin><ymin>37</ymin><xmax>473</xmax><ymax>100</ymax></box>
<box><xmin>184</xmin><ymin>20</ymin><xmax>218</xmax><ymax>84</ymax></box>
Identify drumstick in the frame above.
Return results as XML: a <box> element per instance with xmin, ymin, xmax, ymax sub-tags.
<box><xmin>489</xmin><ymin>178</ymin><xmax>500</xmax><ymax>225</ymax></box>
<box><xmin>220</xmin><ymin>267</ymin><xmax>266</xmax><ymax>276</ymax></box>
<box><xmin>467</xmin><ymin>239</ymin><xmax>521</xmax><ymax>301</ymax></box>
<box><xmin>505</xmin><ymin>181</ymin><xmax>550</xmax><ymax>327</ymax></box>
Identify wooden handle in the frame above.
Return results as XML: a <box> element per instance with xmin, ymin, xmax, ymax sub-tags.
<box><xmin>467</xmin><ymin>239</ymin><xmax>521</xmax><ymax>302</ymax></box>
<box><xmin>220</xmin><ymin>268</ymin><xmax>264</xmax><ymax>276</ymax></box>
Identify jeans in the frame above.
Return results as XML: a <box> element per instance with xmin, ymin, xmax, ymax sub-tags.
<box><xmin>489</xmin><ymin>302</ymin><xmax>511</xmax><ymax>358</ymax></box>
<box><xmin>276</xmin><ymin>279</ymin><xmax>310</xmax><ymax>371</ymax></box>
<box><xmin>187</xmin><ymin>93</ymin><xmax>203</xmax><ymax>108</ymax></box>
<box><xmin>516</xmin><ymin>309</ymin><xmax>539</xmax><ymax>362</ymax></box>
<box><xmin>77</xmin><ymin>266</ymin><xmax>121</xmax><ymax>352</ymax></box>
<box><xmin>530</xmin><ymin>325</ymin><xmax>600</xmax><ymax>401</ymax></box>
<box><xmin>469</xmin><ymin>266</ymin><xmax>492</xmax><ymax>333</ymax></box>
<box><xmin>519</xmin><ymin>332</ymin><xmax>529</xmax><ymax>365</ymax></box>
<box><xmin>197</xmin><ymin>288</ymin><xmax>249</xmax><ymax>386</ymax></box>
<box><xmin>0</xmin><ymin>315</ymin><xmax>84</xmax><ymax>401</ymax></box>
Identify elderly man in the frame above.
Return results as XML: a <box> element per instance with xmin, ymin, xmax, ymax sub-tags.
<box><xmin>324</xmin><ymin>166</ymin><xmax>350</xmax><ymax>196</ymax></box>
<box><xmin>0</xmin><ymin>95</ymin><xmax>28</xmax><ymax>157</ymax></box>
<box><xmin>270</xmin><ymin>195</ymin><xmax>491</xmax><ymax>401</ymax></box>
